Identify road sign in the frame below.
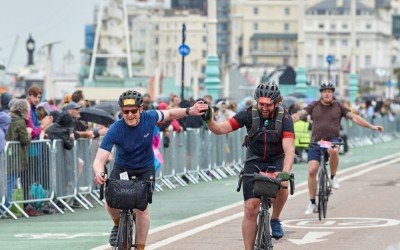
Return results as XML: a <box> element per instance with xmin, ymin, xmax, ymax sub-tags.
<box><xmin>179</xmin><ymin>44</ymin><xmax>190</xmax><ymax>57</ymax></box>
<box><xmin>326</xmin><ymin>54</ymin><xmax>334</xmax><ymax>64</ymax></box>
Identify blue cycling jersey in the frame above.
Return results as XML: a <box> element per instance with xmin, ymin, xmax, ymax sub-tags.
<box><xmin>100</xmin><ymin>110</ymin><xmax>164</xmax><ymax>169</ymax></box>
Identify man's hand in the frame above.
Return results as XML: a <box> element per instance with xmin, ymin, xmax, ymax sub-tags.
<box><xmin>201</xmin><ymin>106</ymin><xmax>213</xmax><ymax>122</ymax></box>
<box><xmin>277</xmin><ymin>171</ymin><xmax>291</xmax><ymax>181</ymax></box>
<box><xmin>189</xmin><ymin>101</ymin><xmax>209</xmax><ymax>116</ymax></box>
<box><xmin>372</xmin><ymin>125</ymin><xmax>384</xmax><ymax>132</ymax></box>
<box><xmin>94</xmin><ymin>172</ymin><xmax>107</xmax><ymax>185</ymax></box>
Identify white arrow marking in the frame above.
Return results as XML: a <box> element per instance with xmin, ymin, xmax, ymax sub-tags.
<box><xmin>288</xmin><ymin>232</ymin><xmax>333</xmax><ymax>245</ymax></box>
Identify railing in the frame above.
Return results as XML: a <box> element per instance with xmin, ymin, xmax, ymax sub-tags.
<box><xmin>0</xmin><ymin>114</ymin><xmax>399</xmax><ymax>220</ymax></box>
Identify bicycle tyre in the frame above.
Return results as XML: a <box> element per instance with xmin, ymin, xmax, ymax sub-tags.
<box><xmin>322</xmin><ymin>172</ymin><xmax>329</xmax><ymax>219</ymax></box>
<box><xmin>263</xmin><ymin>210</ymin><xmax>273</xmax><ymax>250</ymax></box>
<box><xmin>255</xmin><ymin>211</ymin><xmax>265</xmax><ymax>249</ymax></box>
<box><xmin>117</xmin><ymin>212</ymin><xmax>127</xmax><ymax>250</ymax></box>
<box><xmin>318</xmin><ymin>170</ymin><xmax>325</xmax><ymax>221</ymax></box>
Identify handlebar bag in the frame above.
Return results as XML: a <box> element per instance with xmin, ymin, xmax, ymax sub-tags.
<box><xmin>105</xmin><ymin>179</ymin><xmax>150</xmax><ymax>211</ymax></box>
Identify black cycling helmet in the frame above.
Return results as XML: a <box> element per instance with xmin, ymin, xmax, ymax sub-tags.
<box><xmin>319</xmin><ymin>82</ymin><xmax>335</xmax><ymax>92</ymax></box>
<box><xmin>254</xmin><ymin>81</ymin><xmax>281</xmax><ymax>104</ymax></box>
<box><xmin>118</xmin><ymin>90</ymin><xmax>143</xmax><ymax>107</ymax></box>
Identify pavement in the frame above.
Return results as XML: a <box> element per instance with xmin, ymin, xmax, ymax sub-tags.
<box><xmin>0</xmin><ymin>139</ymin><xmax>399</xmax><ymax>249</ymax></box>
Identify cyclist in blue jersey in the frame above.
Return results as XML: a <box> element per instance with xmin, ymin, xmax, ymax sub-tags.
<box><xmin>93</xmin><ymin>90</ymin><xmax>208</xmax><ymax>249</ymax></box>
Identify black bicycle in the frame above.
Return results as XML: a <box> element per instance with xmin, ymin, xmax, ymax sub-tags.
<box><xmin>309</xmin><ymin>140</ymin><xmax>344</xmax><ymax>220</ymax></box>
<box><xmin>237</xmin><ymin>168</ymin><xmax>295</xmax><ymax>250</ymax></box>
<box><xmin>100</xmin><ymin>175</ymin><xmax>153</xmax><ymax>250</ymax></box>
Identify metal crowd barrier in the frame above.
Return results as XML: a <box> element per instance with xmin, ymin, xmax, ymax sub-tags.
<box><xmin>1</xmin><ymin>114</ymin><xmax>399</xmax><ymax>220</ymax></box>
<box><xmin>343</xmin><ymin>115</ymin><xmax>400</xmax><ymax>148</ymax></box>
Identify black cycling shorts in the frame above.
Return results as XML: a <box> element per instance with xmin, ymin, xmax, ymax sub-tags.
<box><xmin>109</xmin><ymin>165</ymin><xmax>155</xmax><ymax>183</ymax></box>
<box><xmin>242</xmin><ymin>157</ymin><xmax>284</xmax><ymax>201</ymax></box>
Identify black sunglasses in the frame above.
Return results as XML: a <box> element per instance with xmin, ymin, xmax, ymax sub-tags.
<box><xmin>121</xmin><ymin>109</ymin><xmax>139</xmax><ymax>115</ymax></box>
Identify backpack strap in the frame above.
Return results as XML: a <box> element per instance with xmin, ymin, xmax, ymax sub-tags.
<box><xmin>275</xmin><ymin>106</ymin><xmax>284</xmax><ymax>136</ymax></box>
<box><xmin>248</xmin><ymin>105</ymin><xmax>260</xmax><ymax>138</ymax></box>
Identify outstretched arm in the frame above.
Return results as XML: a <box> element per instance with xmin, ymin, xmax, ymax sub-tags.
<box><xmin>346</xmin><ymin>112</ymin><xmax>384</xmax><ymax>132</ymax></box>
<box><xmin>206</xmin><ymin>119</ymin><xmax>234</xmax><ymax>135</ymax></box>
<box><xmin>162</xmin><ymin>101</ymin><xmax>209</xmax><ymax>121</ymax></box>
<box><xmin>291</xmin><ymin>110</ymin><xmax>308</xmax><ymax>123</ymax></box>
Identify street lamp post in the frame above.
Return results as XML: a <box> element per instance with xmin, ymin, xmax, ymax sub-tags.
<box><xmin>178</xmin><ymin>23</ymin><xmax>190</xmax><ymax>100</ymax></box>
<box><xmin>326</xmin><ymin>54</ymin><xmax>334</xmax><ymax>82</ymax></box>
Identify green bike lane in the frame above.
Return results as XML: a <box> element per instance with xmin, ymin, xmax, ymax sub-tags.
<box><xmin>0</xmin><ymin>139</ymin><xmax>399</xmax><ymax>249</ymax></box>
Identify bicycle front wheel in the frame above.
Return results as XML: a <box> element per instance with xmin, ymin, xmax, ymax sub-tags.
<box><xmin>117</xmin><ymin>212</ymin><xmax>133</xmax><ymax>250</ymax></box>
<box><xmin>318</xmin><ymin>171</ymin><xmax>328</xmax><ymax>220</ymax></box>
<box><xmin>255</xmin><ymin>210</ymin><xmax>272</xmax><ymax>250</ymax></box>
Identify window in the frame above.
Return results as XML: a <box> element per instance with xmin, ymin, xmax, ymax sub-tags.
<box><xmin>342</xmin><ymin>23</ymin><xmax>348</xmax><ymax>29</ymax></box>
<box><xmin>306</xmin><ymin>55</ymin><xmax>312</xmax><ymax>68</ymax></box>
<box><xmin>253</xmin><ymin>7</ymin><xmax>258</xmax><ymax>15</ymax></box>
<box><xmin>203</xmin><ymin>50</ymin><xmax>207</xmax><ymax>58</ymax></box>
<box><xmin>318</xmin><ymin>39</ymin><xmax>324</xmax><ymax>46</ymax></box>
<box><xmin>284</xmin><ymin>23</ymin><xmax>289</xmax><ymax>32</ymax></box>
<box><xmin>318</xmin><ymin>55</ymin><xmax>324</xmax><ymax>67</ymax></box>
<box><xmin>330</xmin><ymin>39</ymin><xmax>336</xmax><ymax>46</ymax></box>
<box><xmin>284</xmin><ymin>8</ymin><xmax>290</xmax><ymax>15</ymax></box>
<box><xmin>155</xmin><ymin>37</ymin><xmax>159</xmax><ymax>45</ymax></box>
<box><xmin>283</xmin><ymin>41</ymin><xmax>289</xmax><ymax>51</ymax></box>
<box><xmin>330</xmin><ymin>24</ymin><xmax>336</xmax><ymax>30</ymax></box>
<box><xmin>356</xmin><ymin>39</ymin><xmax>360</xmax><ymax>47</ymax></box>
<box><xmin>252</xmin><ymin>40</ymin><xmax>258</xmax><ymax>51</ymax></box>
<box><xmin>341</xmin><ymin>39</ymin><xmax>348</xmax><ymax>46</ymax></box>
<box><xmin>366</xmin><ymin>23</ymin><xmax>372</xmax><ymax>30</ymax></box>
<box><xmin>203</xmin><ymin>36</ymin><xmax>207</xmax><ymax>42</ymax></box>
<box><xmin>319</xmin><ymin>23</ymin><xmax>324</xmax><ymax>29</ymax></box>
<box><xmin>342</xmin><ymin>55</ymin><xmax>348</xmax><ymax>68</ymax></box>
<box><xmin>254</xmin><ymin>23</ymin><xmax>258</xmax><ymax>31</ymax></box>
<box><xmin>283</xmin><ymin>57</ymin><xmax>289</xmax><ymax>65</ymax></box>
<box><xmin>365</xmin><ymin>55</ymin><xmax>372</xmax><ymax>67</ymax></box>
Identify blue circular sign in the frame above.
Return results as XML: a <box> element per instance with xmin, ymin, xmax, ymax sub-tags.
<box><xmin>326</xmin><ymin>55</ymin><xmax>334</xmax><ymax>64</ymax></box>
<box><xmin>179</xmin><ymin>44</ymin><xmax>190</xmax><ymax>57</ymax></box>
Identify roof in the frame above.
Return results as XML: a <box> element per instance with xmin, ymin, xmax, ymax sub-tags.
<box><xmin>307</xmin><ymin>0</ymin><xmax>374</xmax><ymax>14</ymax></box>
<box><xmin>251</xmin><ymin>33</ymin><xmax>298</xmax><ymax>40</ymax></box>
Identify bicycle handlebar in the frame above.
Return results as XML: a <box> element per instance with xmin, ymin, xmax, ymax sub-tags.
<box><xmin>299</xmin><ymin>140</ymin><xmax>345</xmax><ymax>148</ymax></box>
<box><xmin>236</xmin><ymin>171</ymin><xmax>295</xmax><ymax>196</ymax></box>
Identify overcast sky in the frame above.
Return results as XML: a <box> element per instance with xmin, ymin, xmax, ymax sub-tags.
<box><xmin>0</xmin><ymin>0</ymin><xmax>101</xmax><ymax>73</ymax></box>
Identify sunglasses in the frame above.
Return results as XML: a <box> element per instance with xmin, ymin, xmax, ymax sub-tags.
<box><xmin>121</xmin><ymin>109</ymin><xmax>139</xmax><ymax>115</ymax></box>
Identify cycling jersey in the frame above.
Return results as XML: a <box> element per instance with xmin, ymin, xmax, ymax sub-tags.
<box><xmin>100</xmin><ymin>110</ymin><xmax>164</xmax><ymax>169</ymax></box>
<box><xmin>228</xmin><ymin>106</ymin><xmax>295</xmax><ymax>162</ymax></box>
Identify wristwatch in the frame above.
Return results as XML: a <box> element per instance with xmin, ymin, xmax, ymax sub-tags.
<box><xmin>185</xmin><ymin>107</ymin><xmax>191</xmax><ymax>116</ymax></box>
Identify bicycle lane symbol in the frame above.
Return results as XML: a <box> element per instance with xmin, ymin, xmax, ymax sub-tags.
<box><xmin>282</xmin><ymin>217</ymin><xmax>400</xmax><ymax>245</ymax></box>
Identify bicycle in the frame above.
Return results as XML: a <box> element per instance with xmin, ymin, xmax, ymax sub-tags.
<box><xmin>237</xmin><ymin>167</ymin><xmax>295</xmax><ymax>250</ymax></box>
<box><xmin>305</xmin><ymin>140</ymin><xmax>344</xmax><ymax>220</ymax></box>
<box><xmin>99</xmin><ymin>174</ymin><xmax>153</xmax><ymax>250</ymax></box>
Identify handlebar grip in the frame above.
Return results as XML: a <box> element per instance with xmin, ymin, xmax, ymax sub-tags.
<box><xmin>236</xmin><ymin>170</ymin><xmax>244</xmax><ymax>192</ymax></box>
<box><xmin>99</xmin><ymin>171</ymin><xmax>106</xmax><ymax>200</ymax></box>
<box><xmin>289</xmin><ymin>173</ymin><xmax>295</xmax><ymax>195</ymax></box>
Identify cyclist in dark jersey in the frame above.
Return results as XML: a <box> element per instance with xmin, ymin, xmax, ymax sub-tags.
<box><xmin>204</xmin><ymin>82</ymin><xmax>295</xmax><ymax>250</ymax></box>
<box><xmin>292</xmin><ymin>82</ymin><xmax>384</xmax><ymax>215</ymax></box>
<box><xmin>93</xmin><ymin>90</ymin><xmax>208</xmax><ymax>250</ymax></box>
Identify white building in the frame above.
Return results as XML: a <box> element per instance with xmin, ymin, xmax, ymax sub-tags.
<box><xmin>305</xmin><ymin>0</ymin><xmax>393</xmax><ymax>95</ymax></box>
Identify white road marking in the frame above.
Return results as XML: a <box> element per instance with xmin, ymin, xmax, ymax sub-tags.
<box><xmin>283</xmin><ymin>217</ymin><xmax>400</xmax><ymax>229</ymax></box>
<box><xmin>93</xmin><ymin>154</ymin><xmax>400</xmax><ymax>250</ymax></box>
<box><xmin>147</xmin><ymin>212</ymin><xmax>244</xmax><ymax>250</ymax></box>
<box><xmin>288</xmin><ymin>231</ymin><xmax>333</xmax><ymax>245</ymax></box>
